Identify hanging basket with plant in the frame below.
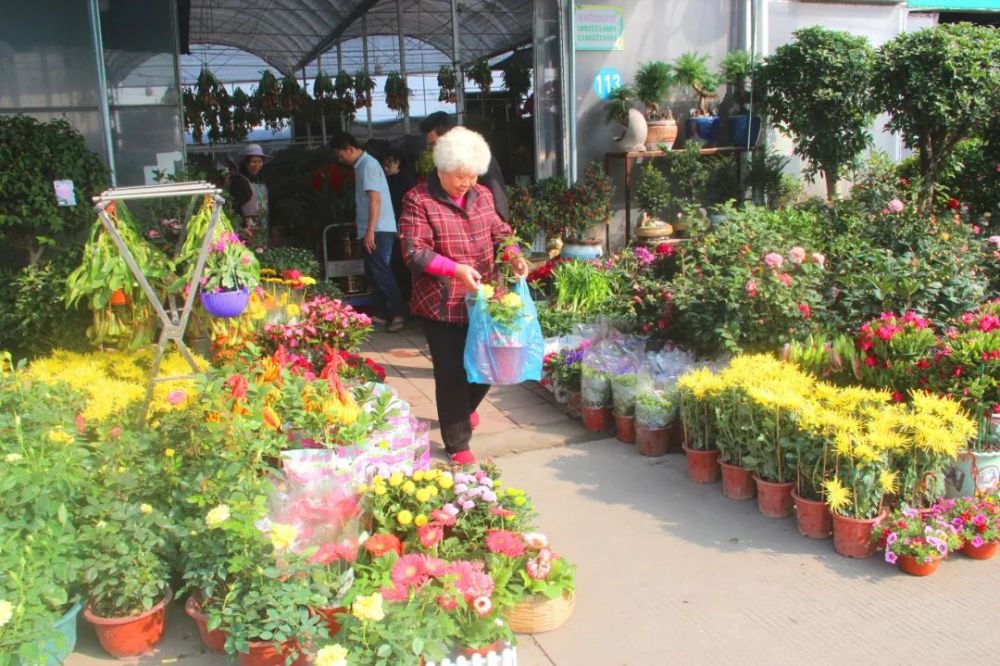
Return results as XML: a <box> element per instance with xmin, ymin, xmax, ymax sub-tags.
<box><xmin>252</xmin><ymin>70</ymin><xmax>284</xmax><ymax>131</ymax></box>
<box><xmin>437</xmin><ymin>65</ymin><xmax>458</xmax><ymax>103</ymax></box>
<box><xmin>466</xmin><ymin>58</ymin><xmax>493</xmax><ymax>94</ymax></box>
<box><xmin>384</xmin><ymin>72</ymin><xmax>412</xmax><ymax>116</ymax></box>
<box><xmin>353</xmin><ymin>71</ymin><xmax>376</xmax><ymax>109</ymax></box>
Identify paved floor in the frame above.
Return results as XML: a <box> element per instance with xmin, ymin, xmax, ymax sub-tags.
<box><xmin>66</xmin><ymin>323</ymin><xmax>1000</xmax><ymax>665</ymax></box>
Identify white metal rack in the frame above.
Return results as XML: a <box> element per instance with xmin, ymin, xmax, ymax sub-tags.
<box><xmin>92</xmin><ymin>181</ymin><xmax>224</xmax><ymax>421</ymax></box>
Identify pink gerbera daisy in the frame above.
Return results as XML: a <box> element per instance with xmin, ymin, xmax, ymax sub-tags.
<box><xmin>418</xmin><ymin>523</ymin><xmax>444</xmax><ymax>549</ymax></box>
<box><xmin>381</xmin><ymin>582</ymin><xmax>409</xmax><ymax>602</ymax></box>
<box><xmin>485</xmin><ymin>529</ymin><xmax>526</xmax><ymax>558</ymax></box>
<box><xmin>429</xmin><ymin>509</ymin><xmax>456</xmax><ymax>527</ymax></box>
<box><xmin>392</xmin><ymin>553</ymin><xmax>429</xmax><ymax>589</ymax></box>
<box><xmin>447</xmin><ymin>560</ymin><xmax>494</xmax><ymax>600</ymax></box>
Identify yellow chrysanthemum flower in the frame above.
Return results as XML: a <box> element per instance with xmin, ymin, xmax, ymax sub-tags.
<box><xmin>402</xmin><ymin>480</ymin><xmax>416</xmax><ymax>495</ymax></box>
<box><xmin>397</xmin><ymin>510</ymin><xmax>413</xmax><ymax>526</ymax></box>
<box><xmin>823</xmin><ymin>478</ymin><xmax>852</xmax><ymax>514</ymax></box>
<box><xmin>388</xmin><ymin>472</ymin><xmax>404</xmax><ymax>487</ymax></box>
<box><xmin>480</xmin><ymin>284</ymin><xmax>495</xmax><ymax>299</ymax></box>
<box><xmin>879</xmin><ymin>469</ymin><xmax>900</xmax><ymax>494</ymax></box>
<box><xmin>414</xmin><ymin>514</ymin><xmax>428</xmax><ymax>527</ymax></box>
<box><xmin>501</xmin><ymin>292</ymin><xmax>522</xmax><ymax>309</ymax></box>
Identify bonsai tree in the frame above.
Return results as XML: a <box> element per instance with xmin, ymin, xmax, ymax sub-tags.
<box><xmin>636</xmin><ymin>160</ymin><xmax>671</xmax><ymax>220</ymax></box>
<box><xmin>759</xmin><ymin>26</ymin><xmax>878</xmax><ymax>199</ymax></box>
<box><xmin>672</xmin><ymin>52</ymin><xmax>721</xmax><ymax>116</ymax></box>
<box><xmin>603</xmin><ymin>84</ymin><xmax>636</xmax><ymax>126</ymax></box>
<box><xmin>0</xmin><ymin>115</ymin><xmax>107</xmax><ymax>265</ymax></box>
<box><xmin>719</xmin><ymin>50</ymin><xmax>757</xmax><ymax>114</ymax></box>
<box><xmin>875</xmin><ymin>23</ymin><xmax>1000</xmax><ymax>205</ymax></box>
<box><xmin>633</xmin><ymin>61</ymin><xmax>675</xmax><ymax>120</ymax></box>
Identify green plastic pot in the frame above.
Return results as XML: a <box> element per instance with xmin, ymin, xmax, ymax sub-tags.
<box><xmin>12</xmin><ymin>600</ymin><xmax>83</xmax><ymax>666</ymax></box>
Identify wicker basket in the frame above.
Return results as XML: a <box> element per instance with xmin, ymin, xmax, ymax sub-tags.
<box><xmin>505</xmin><ymin>591</ymin><xmax>575</xmax><ymax>634</ymax></box>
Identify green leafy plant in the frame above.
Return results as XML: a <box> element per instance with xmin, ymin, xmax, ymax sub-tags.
<box><xmin>720</xmin><ymin>50</ymin><xmax>758</xmax><ymax>114</ymax></box>
<box><xmin>552</xmin><ymin>261</ymin><xmax>613</xmax><ymax>314</ymax></box>
<box><xmin>258</xmin><ymin>247</ymin><xmax>321</xmax><ymax>279</ymax></box>
<box><xmin>635</xmin><ymin>390</ymin><xmax>675</xmax><ymax>429</ymax></box>
<box><xmin>0</xmin><ymin>115</ymin><xmax>107</xmax><ymax>265</ymax></box>
<box><xmin>354</xmin><ymin>71</ymin><xmax>376</xmax><ymax>109</ymax></box>
<box><xmin>503</xmin><ymin>65</ymin><xmax>532</xmax><ymax>104</ymax></box>
<box><xmin>466</xmin><ymin>59</ymin><xmax>493</xmax><ymax>94</ymax></box>
<box><xmin>79</xmin><ymin>502</ymin><xmax>173</xmax><ymax>618</ymax></box>
<box><xmin>635</xmin><ymin>160</ymin><xmax>671</xmax><ymax>220</ymax></box>
<box><xmin>759</xmin><ymin>26</ymin><xmax>878</xmax><ymax>199</ymax></box>
<box><xmin>633</xmin><ymin>61</ymin><xmax>676</xmax><ymax>120</ymax></box>
<box><xmin>875</xmin><ymin>23</ymin><xmax>1000</xmax><ymax>205</ymax></box>
<box><xmin>560</xmin><ymin>163</ymin><xmax>613</xmax><ymax>241</ymax></box>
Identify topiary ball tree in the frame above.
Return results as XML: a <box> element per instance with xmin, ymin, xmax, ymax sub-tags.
<box><xmin>0</xmin><ymin>115</ymin><xmax>107</xmax><ymax>265</ymax></box>
<box><xmin>875</xmin><ymin>23</ymin><xmax>1000</xmax><ymax>207</ymax></box>
<box><xmin>759</xmin><ymin>26</ymin><xmax>878</xmax><ymax>200</ymax></box>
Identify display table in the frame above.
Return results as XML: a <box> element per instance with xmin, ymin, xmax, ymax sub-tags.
<box><xmin>604</xmin><ymin>146</ymin><xmax>756</xmax><ymax>245</ymax></box>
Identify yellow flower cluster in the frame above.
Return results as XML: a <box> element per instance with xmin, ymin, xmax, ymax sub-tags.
<box><xmin>23</xmin><ymin>349</ymin><xmax>206</xmax><ymax>422</ymax></box>
<box><xmin>315</xmin><ymin>644</ymin><xmax>349</xmax><ymax>666</ymax></box>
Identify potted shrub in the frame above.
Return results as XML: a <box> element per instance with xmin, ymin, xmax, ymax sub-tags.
<box><xmin>825</xmin><ymin>438</ymin><xmax>893</xmax><ymax>559</ymax></box>
<box><xmin>553</xmin><ymin>348</ymin><xmax>585</xmax><ymax>412</ymax></box>
<box><xmin>872</xmin><ymin>508</ymin><xmax>961</xmax><ymax>576</ymax></box>
<box><xmin>634</xmin><ymin>161</ymin><xmax>675</xmax><ymax>245</ymax></box>
<box><xmin>937</xmin><ymin>494</ymin><xmax>1000</xmax><ymax>560</ymax></box>
<box><xmin>559</xmin><ymin>164</ymin><xmax>613</xmax><ymax>259</ymax></box>
<box><xmin>80</xmin><ymin>502</ymin><xmax>174</xmax><ymax>658</ymax></box>
<box><xmin>581</xmin><ymin>345</ymin><xmax>613</xmax><ymax>433</ymax></box>
<box><xmin>719</xmin><ymin>49</ymin><xmax>761</xmax><ymax>148</ymax></box>
<box><xmin>672</xmin><ymin>52</ymin><xmax>721</xmax><ymax>146</ymax></box>
<box><xmin>633</xmin><ymin>61</ymin><xmax>678</xmax><ymax>149</ymax></box>
<box><xmin>677</xmin><ymin>368</ymin><xmax>724</xmax><ymax>484</ymax></box>
<box><xmin>712</xmin><ymin>373</ymin><xmax>756</xmax><ymax>501</ymax></box>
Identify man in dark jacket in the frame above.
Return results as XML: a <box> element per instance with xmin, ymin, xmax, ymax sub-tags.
<box><xmin>418</xmin><ymin>112</ymin><xmax>509</xmax><ymax>221</ymax></box>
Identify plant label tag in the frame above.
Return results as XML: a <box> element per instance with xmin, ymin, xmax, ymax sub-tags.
<box><xmin>53</xmin><ymin>179</ymin><xmax>76</xmax><ymax>206</ymax></box>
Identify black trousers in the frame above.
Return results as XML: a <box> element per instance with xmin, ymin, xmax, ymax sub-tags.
<box><xmin>422</xmin><ymin>318</ymin><xmax>491</xmax><ymax>454</ymax></box>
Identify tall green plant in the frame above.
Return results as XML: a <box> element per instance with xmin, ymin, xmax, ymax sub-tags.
<box><xmin>672</xmin><ymin>52</ymin><xmax>720</xmax><ymax>116</ymax></box>
<box><xmin>875</xmin><ymin>23</ymin><xmax>1000</xmax><ymax>205</ymax></box>
<box><xmin>759</xmin><ymin>26</ymin><xmax>878</xmax><ymax>199</ymax></box>
<box><xmin>0</xmin><ymin>116</ymin><xmax>107</xmax><ymax>265</ymax></box>
<box><xmin>633</xmin><ymin>61</ymin><xmax>675</xmax><ymax>120</ymax></box>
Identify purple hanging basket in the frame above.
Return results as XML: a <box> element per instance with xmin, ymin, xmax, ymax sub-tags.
<box><xmin>200</xmin><ymin>287</ymin><xmax>250</xmax><ymax>318</ymax></box>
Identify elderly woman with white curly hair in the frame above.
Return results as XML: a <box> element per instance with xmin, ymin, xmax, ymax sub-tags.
<box><xmin>399</xmin><ymin>126</ymin><xmax>529</xmax><ymax>466</ymax></box>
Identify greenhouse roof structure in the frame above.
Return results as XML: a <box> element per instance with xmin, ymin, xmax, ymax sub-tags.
<box><xmin>185</xmin><ymin>0</ymin><xmax>533</xmax><ymax>75</ymax></box>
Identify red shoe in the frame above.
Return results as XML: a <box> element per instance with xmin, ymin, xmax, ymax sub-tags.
<box><xmin>450</xmin><ymin>450</ymin><xmax>477</xmax><ymax>466</ymax></box>
<box><xmin>469</xmin><ymin>411</ymin><xmax>480</xmax><ymax>430</ymax></box>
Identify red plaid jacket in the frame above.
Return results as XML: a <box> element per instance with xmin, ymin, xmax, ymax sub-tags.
<box><xmin>400</xmin><ymin>173</ymin><xmax>512</xmax><ymax>323</ymax></box>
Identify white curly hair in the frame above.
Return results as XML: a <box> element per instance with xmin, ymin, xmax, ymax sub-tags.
<box><xmin>432</xmin><ymin>126</ymin><xmax>491</xmax><ymax>176</ymax></box>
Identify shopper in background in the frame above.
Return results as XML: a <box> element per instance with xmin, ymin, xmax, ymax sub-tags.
<box><xmin>229</xmin><ymin>143</ymin><xmax>270</xmax><ymax>249</ymax></box>
<box><xmin>419</xmin><ymin>111</ymin><xmax>509</xmax><ymax>221</ymax></box>
<box><xmin>399</xmin><ymin>127</ymin><xmax>528</xmax><ymax>465</ymax></box>
<box><xmin>329</xmin><ymin>131</ymin><xmax>406</xmax><ymax>333</ymax></box>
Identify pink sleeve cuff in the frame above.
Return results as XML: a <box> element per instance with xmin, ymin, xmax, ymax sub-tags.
<box><xmin>425</xmin><ymin>254</ymin><xmax>458</xmax><ymax>277</ymax></box>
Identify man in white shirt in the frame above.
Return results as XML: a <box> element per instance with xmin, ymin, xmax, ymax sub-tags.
<box><xmin>330</xmin><ymin>131</ymin><xmax>406</xmax><ymax>332</ymax></box>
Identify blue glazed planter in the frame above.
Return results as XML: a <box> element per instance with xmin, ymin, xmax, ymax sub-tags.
<box><xmin>729</xmin><ymin>114</ymin><xmax>762</xmax><ymax>148</ymax></box>
<box><xmin>12</xmin><ymin>600</ymin><xmax>83</xmax><ymax>666</ymax></box>
<box><xmin>200</xmin><ymin>287</ymin><xmax>250</xmax><ymax>318</ymax></box>
<box><xmin>559</xmin><ymin>241</ymin><xmax>603</xmax><ymax>261</ymax></box>
<box><xmin>689</xmin><ymin>116</ymin><xmax>720</xmax><ymax>146</ymax></box>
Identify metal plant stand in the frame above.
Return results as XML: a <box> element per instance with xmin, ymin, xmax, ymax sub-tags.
<box><xmin>92</xmin><ymin>181</ymin><xmax>224</xmax><ymax>421</ymax></box>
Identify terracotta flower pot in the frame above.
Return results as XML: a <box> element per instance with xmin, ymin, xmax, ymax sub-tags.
<box><xmin>614</xmin><ymin>412</ymin><xmax>636</xmax><ymax>444</ymax></box>
<box><xmin>184</xmin><ymin>595</ymin><xmax>227</xmax><ymax>653</ymax></box>
<box><xmin>109</xmin><ymin>289</ymin><xmax>128</xmax><ymax>306</ymax></box>
<box><xmin>581</xmin><ymin>405</ymin><xmax>612</xmax><ymax>432</ymax></box>
<box><xmin>312</xmin><ymin>605</ymin><xmax>347</xmax><ymax>637</ymax></box>
<box><xmin>961</xmin><ymin>540</ymin><xmax>999</xmax><ymax>560</ymax></box>
<box><xmin>831</xmin><ymin>511</ymin><xmax>884</xmax><ymax>558</ymax></box>
<box><xmin>897</xmin><ymin>554</ymin><xmax>941</xmax><ymax>577</ymax></box>
<box><xmin>238</xmin><ymin>640</ymin><xmax>307</xmax><ymax>666</ymax></box>
<box><xmin>636</xmin><ymin>424</ymin><xmax>669</xmax><ymax>457</ymax></box>
<box><xmin>754</xmin><ymin>477</ymin><xmax>795</xmax><ymax>519</ymax></box>
<box><xmin>719</xmin><ymin>462</ymin><xmax>756</xmax><ymax>501</ymax></box>
<box><xmin>567</xmin><ymin>390</ymin><xmax>581</xmax><ymax>413</ymax></box>
<box><xmin>683</xmin><ymin>446</ymin><xmax>720</xmax><ymax>484</ymax></box>
<box><xmin>792</xmin><ymin>490</ymin><xmax>833</xmax><ymax>539</ymax></box>
<box><xmin>83</xmin><ymin>588</ymin><xmax>172</xmax><ymax>658</ymax></box>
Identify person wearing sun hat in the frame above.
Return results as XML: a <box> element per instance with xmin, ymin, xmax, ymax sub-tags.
<box><xmin>230</xmin><ymin>143</ymin><xmax>271</xmax><ymax>249</ymax></box>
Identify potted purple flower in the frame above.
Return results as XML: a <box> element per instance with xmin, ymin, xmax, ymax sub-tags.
<box><xmin>199</xmin><ymin>231</ymin><xmax>260</xmax><ymax>318</ymax></box>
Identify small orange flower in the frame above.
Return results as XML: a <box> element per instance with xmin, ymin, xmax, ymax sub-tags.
<box><xmin>262</xmin><ymin>406</ymin><xmax>281</xmax><ymax>430</ymax></box>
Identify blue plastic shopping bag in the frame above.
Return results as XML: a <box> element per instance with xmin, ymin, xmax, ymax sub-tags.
<box><xmin>464</xmin><ymin>278</ymin><xmax>544</xmax><ymax>385</ymax></box>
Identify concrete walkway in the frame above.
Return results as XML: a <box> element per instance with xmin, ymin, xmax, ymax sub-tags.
<box><xmin>67</xmin><ymin>323</ymin><xmax>1000</xmax><ymax>665</ymax></box>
